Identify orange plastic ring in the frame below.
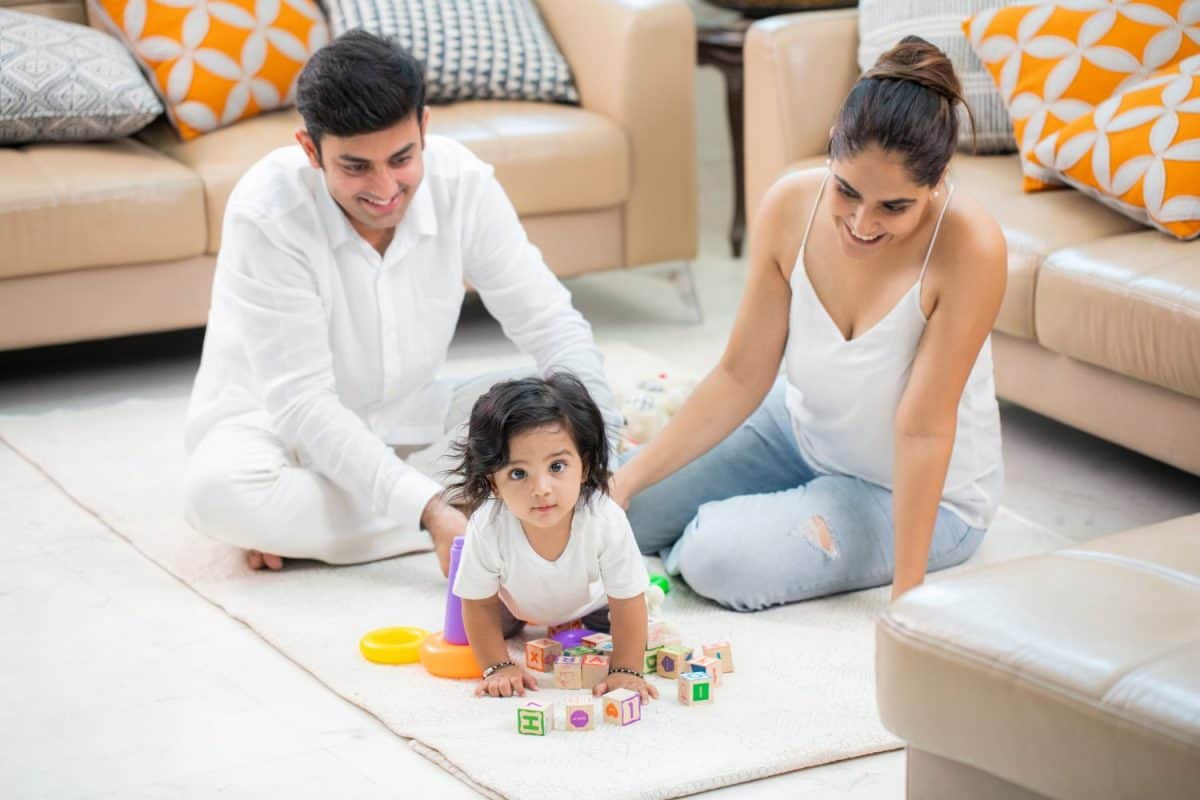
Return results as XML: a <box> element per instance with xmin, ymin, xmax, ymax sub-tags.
<box><xmin>359</xmin><ymin>626</ymin><xmax>429</xmax><ymax>665</ymax></box>
<box><xmin>419</xmin><ymin>631</ymin><xmax>483</xmax><ymax>679</ymax></box>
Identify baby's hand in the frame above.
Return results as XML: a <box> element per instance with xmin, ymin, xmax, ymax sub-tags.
<box><xmin>475</xmin><ymin>665</ymin><xmax>538</xmax><ymax>698</ymax></box>
<box><xmin>593</xmin><ymin>671</ymin><xmax>659</xmax><ymax>704</ymax></box>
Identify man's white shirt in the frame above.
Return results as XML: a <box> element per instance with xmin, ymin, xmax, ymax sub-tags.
<box><xmin>452</xmin><ymin>495</ymin><xmax>650</xmax><ymax>627</ymax></box>
<box><xmin>186</xmin><ymin>136</ymin><xmax>621</xmax><ymax>528</ymax></box>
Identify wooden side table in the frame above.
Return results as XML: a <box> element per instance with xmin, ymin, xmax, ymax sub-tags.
<box><xmin>697</xmin><ymin>2</ymin><xmax>856</xmax><ymax>258</ymax></box>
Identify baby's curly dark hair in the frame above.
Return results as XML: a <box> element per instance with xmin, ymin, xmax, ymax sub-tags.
<box><xmin>445</xmin><ymin>373</ymin><xmax>611</xmax><ymax>515</ymax></box>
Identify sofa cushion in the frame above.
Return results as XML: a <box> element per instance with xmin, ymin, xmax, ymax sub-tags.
<box><xmin>0</xmin><ymin>138</ymin><xmax>206</xmax><ymax>280</ymax></box>
<box><xmin>877</xmin><ymin>514</ymin><xmax>1200</xmax><ymax>800</ymax></box>
<box><xmin>950</xmin><ymin>154</ymin><xmax>1145</xmax><ymax>339</ymax></box>
<box><xmin>325</xmin><ymin>0</ymin><xmax>579</xmax><ymax>105</ymax></box>
<box><xmin>1035</xmin><ymin>55</ymin><xmax>1200</xmax><ymax>242</ymax></box>
<box><xmin>140</xmin><ymin>102</ymin><xmax>630</xmax><ymax>253</ymax></box>
<box><xmin>89</xmin><ymin>0</ymin><xmax>328</xmax><ymax>141</ymax></box>
<box><xmin>966</xmin><ymin>2</ymin><xmax>1200</xmax><ymax>192</ymax></box>
<box><xmin>0</xmin><ymin>8</ymin><xmax>162</xmax><ymax>144</ymax></box>
<box><xmin>1035</xmin><ymin>230</ymin><xmax>1200</xmax><ymax>400</ymax></box>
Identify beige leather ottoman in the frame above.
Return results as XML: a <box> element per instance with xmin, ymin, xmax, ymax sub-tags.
<box><xmin>876</xmin><ymin>515</ymin><xmax>1200</xmax><ymax>799</ymax></box>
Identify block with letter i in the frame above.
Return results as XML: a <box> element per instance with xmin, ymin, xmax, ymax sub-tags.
<box><xmin>686</xmin><ymin>655</ymin><xmax>723</xmax><ymax>687</ymax></box>
<box><xmin>517</xmin><ymin>701</ymin><xmax>554</xmax><ymax>736</ymax></box>
<box><xmin>702</xmin><ymin>640</ymin><xmax>734</xmax><ymax>673</ymax></box>
<box><xmin>655</xmin><ymin>644</ymin><xmax>693</xmax><ymax>679</ymax></box>
<box><xmin>525</xmin><ymin>638</ymin><xmax>562</xmax><ymax>673</ymax></box>
<box><xmin>602</xmin><ymin>687</ymin><xmax>642</xmax><ymax>726</ymax></box>
<box><xmin>565</xmin><ymin>696</ymin><xmax>596</xmax><ymax>731</ymax></box>
<box><xmin>678</xmin><ymin>672</ymin><xmax>713</xmax><ymax>705</ymax></box>
<box><xmin>580</xmin><ymin>654</ymin><xmax>609</xmax><ymax>689</ymax></box>
<box><xmin>554</xmin><ymin>655</ymin><xmax>582</xmax><ymax>689</ymax></box>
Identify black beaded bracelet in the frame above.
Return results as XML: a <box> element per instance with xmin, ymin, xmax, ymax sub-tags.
<box><xmin>482</xmin><ymin>660</ymin><xmax>516</xmax><ymax>679</ymax></box>
<box><xmin>608</xmin><ymin>666</ymin><xmax>643</xmax><ymax>679</ymax></box>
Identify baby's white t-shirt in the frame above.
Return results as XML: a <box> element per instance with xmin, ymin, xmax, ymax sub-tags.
<box><xmin>452</xmin><ymin>494</ymin><xmax>649</xmax><ymax>627</ymax></box>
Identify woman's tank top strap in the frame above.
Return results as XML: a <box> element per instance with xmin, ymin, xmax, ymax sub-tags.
<box><xmin>918</xmin><ymin>181</ymin><xmax>956</xmax><ymax>284</ymax></box>
<box><xmin>799</xmin><ymin>170</ymin><xmax>832</xmax><ymax>258</ymax></box>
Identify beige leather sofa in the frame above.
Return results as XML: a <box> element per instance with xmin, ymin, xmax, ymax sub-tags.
<box><xmin>744</xmin><ymin>9</ymin><xmax>1200</xmax><ymax>478</ymax></box>
<box><xmin>0</xmin><ymin>0</ymin><xmax>697</xmax><ymax>351</ymax></box>
<box><xmin>877</xmin><ymin>513</ymin><xmax>1200</xmax><ymax>799</ymax></box>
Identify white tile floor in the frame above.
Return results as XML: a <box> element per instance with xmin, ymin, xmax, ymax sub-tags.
<box><xmin>3</xmin><ymin>68</ymin><xmax>1198</xmax><ymax>800</ymax></box>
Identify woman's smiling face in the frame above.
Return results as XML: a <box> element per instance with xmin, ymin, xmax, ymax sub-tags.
<box><xmin>827</xmin><ymin>145</ymin><xmax>942</xmax><ymax>260</ymax></box>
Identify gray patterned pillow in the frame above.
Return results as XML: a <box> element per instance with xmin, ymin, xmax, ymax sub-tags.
<box><xmin>857</xmin><ymin>0</ymin><xmax>1016</xmax><ymax>155</ymax></box>
<box><xmin>0</xmin><ymin>9</ymin><xmax>162</xmax><ymax>145</ymax></box>
<box><xmin>326</xmin><ymin>0</ymin><xmax>579</xmax><ymax>105</ymax></box>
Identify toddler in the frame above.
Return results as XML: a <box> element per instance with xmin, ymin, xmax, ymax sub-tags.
<box><xmin>448</xmin><ymin>373</ymin><xmax>658</xmax><ymax>703</ymax></box>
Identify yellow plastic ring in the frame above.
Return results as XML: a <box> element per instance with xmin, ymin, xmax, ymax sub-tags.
<box><xmin>419</xmin><ymin>631</ymin><xmax>483</xmax><ymax>679</ymax></box>
<box><xmin>360</xmin><ymin>626</ymin><xmax>429</xmax><ymax>665</ymax></box>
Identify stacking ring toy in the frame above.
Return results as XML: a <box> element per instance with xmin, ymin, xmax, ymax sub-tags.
<box><xmin>419</xmin><ymin>631</ymin><xmax>483</xmax><ymax>679</ymax></box>
<box><xmin>359</xmin><ymin>626</ymin><xmax>429</xmax><ymax>665</ymax></box>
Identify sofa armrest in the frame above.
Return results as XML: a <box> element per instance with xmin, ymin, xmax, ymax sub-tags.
<box><xmin>744</xmin><ymin>9</ymin><xmax>859</xmax><ymax>225</ymax></box>
<box><xmin>538</xmin><ymin>0</ymin><xmax>697</xmax><ymax>266</ymax></box>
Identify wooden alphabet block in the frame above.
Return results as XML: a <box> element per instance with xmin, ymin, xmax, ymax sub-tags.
<box><xmin>517</xmin><ymin>701</ymin><xmax>554</xmax><ymax>735</ymax></box>
<box><xmin>642</xmin><ymin>646</ymin><xmax>662</xmax><ymax>674</ymax></box>
<box><xmin>595</xmin><ymin>640</ymin><xmax>614</xmax><ymax>655</ymax></box>
<box><xmin>686</xmin><ymin>655</ymin><xmax>723</xmax><ymax>687</ymax></box>
<box><xmin>602</xmin><ymin>687</ymin><xmax>642</xmax><ymax>726</ymax></box>
<box><xmin>655</xmin><ymin>644</ymin><xmax>693</xmax><ymax>679</ymax></box>
<box><xmin>581</xmin><ymin>633</ymin><xmax>611</xmax><ymax>650</ymax></box>
<box><xmin>553</xmin><ymin>655</ymin><xmax>583</xmax><ymax>689</ymax></box>
<box><xmin>564</xmin><ymin>696</ymin><xmax>596</xmax><ymax>731</ymax></box>
<box><xmin>702</xmin><ymin>640</ymin><xmax>734</xmax><ymax>673</ymax></box>
<box><xmin>677</xmin><ymin>672</ymin><xmax>713</xmax><ymax>705</ymax></box>
<box><xmin>525</xmin><ymin>638</ymin><xmax>563</xmax><ymax>673</ymax></box>
<box><xmin>581</xmin><ymin>654</ymin><xmax>609</xmax><ymax>689</ymax></box>
<box><xmin>564</xmin><ymin>645</ymin><xmax>595</xmax><ymax>657</ymax></box>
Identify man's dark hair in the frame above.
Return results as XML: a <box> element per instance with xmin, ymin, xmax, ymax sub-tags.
<box><xmin>446</xmin><ymin>373</ymin><xmax>611</xmax><ymax>516</ymax></box>
<box><xmin>296</xmin><ymin>29</ymin><xmax>425</xmax><ymax>156</ymax></box>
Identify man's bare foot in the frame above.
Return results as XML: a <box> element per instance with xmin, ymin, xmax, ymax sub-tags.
<box><xmin>246</xmin><ymin>550</ymin><xmax>284</xmax><ymax>571</ymax></box>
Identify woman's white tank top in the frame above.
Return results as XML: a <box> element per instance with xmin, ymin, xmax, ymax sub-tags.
<box><xmin>782</xmin><ymin>171</ymin><xmax>1004</xmax><ymax>528</ymax></box>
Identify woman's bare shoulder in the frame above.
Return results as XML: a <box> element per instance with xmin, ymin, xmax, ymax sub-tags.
<box><xmin>756</xmin><ymin>167</ymin><xmax>828</xmax><ymax>256</ymax></box>
<box><xmin>932</xmin><ymin>189</ymin><xmax>1007</xmax><ymax>295</ymax></box>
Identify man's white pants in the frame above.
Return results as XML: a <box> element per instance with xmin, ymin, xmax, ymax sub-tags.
<box><xmin>182</xmin><ymin>370</ymin><xmax>526</xmax><ymax>564</ymax></box>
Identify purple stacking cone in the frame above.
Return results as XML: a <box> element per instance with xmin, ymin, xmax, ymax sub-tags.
<box><xmin>443</xmin><ymin>536</ymin><xmax>469</xmax><ymax>646</ymax></box>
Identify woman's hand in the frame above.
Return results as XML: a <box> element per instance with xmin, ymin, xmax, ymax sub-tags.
<box><xmin>475</xmin><ymin>665</ymin><xmax>538</xmax><ymax>698</ymax></box>
<box><xmin>593</xmin><ymin>671</ymin><xmax>659</xmax><ymax>704</ymax></box>
<box><xmin>609</xmin><ymin>467</ymin><xmax>634</xmax><ymax>511</ymax></box>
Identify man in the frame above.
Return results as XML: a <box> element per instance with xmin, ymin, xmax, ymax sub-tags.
<box><xmin>183</xmin><ymin>30</ymin><xmax>621</xmax><ymax>574</ymax></box>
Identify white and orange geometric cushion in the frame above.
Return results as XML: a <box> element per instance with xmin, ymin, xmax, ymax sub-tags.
<box><xmin>89</xmin><ymin>0</ymin><xmax>328</xmax><ymax>140</ymax></box>
<box><xmin>965</xmin><ymin>1</ymin><xmax>1200</xmax><ymax>191</ymax></box>
<box><xmin>1037</xmin><ymin>54</ymin><xmax>1200</xmax><ymax>239</ymax></box>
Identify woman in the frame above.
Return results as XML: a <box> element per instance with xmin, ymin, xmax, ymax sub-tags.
<box><xmin>613</xmin><ymin>36</ymin><xmax>1006</xmax><ymax>610</ymax></box>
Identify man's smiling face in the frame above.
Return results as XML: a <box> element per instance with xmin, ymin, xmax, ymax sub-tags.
<box><xmin>297</xmin><ymin>109</ymin><xmax>428</xmax><ymax>249</ymax></box>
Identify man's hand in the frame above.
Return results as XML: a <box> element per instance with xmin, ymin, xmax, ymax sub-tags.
<box><xmin>421</xmin><ymin>496</ymin><xmax>468</xmax><ymax>577</ymax></box>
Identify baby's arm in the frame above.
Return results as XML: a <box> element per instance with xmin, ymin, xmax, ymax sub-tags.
<box><xmin>592</xmin><ymin>593</ymin><xmax>659</xmax><ymax>703</ymax></box>
<box><xmin>462</xmin><ymin>595</ymin><xmax>538</xmax><ymax>698</ymax></box>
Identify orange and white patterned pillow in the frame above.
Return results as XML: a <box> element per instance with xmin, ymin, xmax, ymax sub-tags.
<box><xmin>90</xmin><ymin>0</ymin><xmax>329</xmax><ymax>140</ymax></box>
<box><xmin>965</xmin><ymin>1</ymin><xmax>1200</xmax><ymax>191</ymax></box>
<box><xmin>1036</xmin><ymin>54</ymin><xmax>1200</xmax><ymax>239</ymax></box>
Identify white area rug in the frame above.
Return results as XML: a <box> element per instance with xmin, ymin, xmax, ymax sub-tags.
<box><xmin>0</xmin><ymin>343</ymin><xmax>1068</xmax><ymax>799</ymax></box>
